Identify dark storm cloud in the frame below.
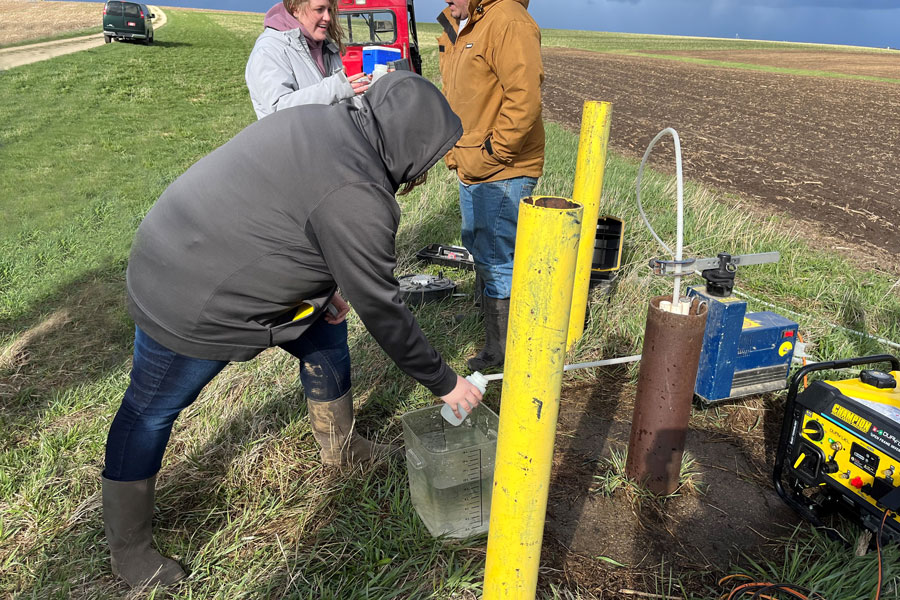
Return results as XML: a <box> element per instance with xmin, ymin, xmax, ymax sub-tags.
<box><xmin>677</xmin><ymin>0</ymin><xmax>894</xmax><ymax>7</ymax></box>
<box><xmin>608</xmin><ymin>0</ymin><xmax>895</xmax><ymax>7</ymax></box>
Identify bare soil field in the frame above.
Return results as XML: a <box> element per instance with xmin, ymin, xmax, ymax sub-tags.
<box><xmin>0</xmin><ymin>0</ymin><xmax>102</xmax><ymax>46</ymax></box>
<box><xmin>540</xmin><ymin>47</ymin><xmax>900</xmax><ymax>596</ymax></box>
<box><xmin>641</xmin><ymin>49</ymin><xmax>900</xmax><ymax>80</ymax></box>
<box><xmin>542</xmin><ymin>48</ymin><xmax>900</xmax><ymax>272</ymax></box>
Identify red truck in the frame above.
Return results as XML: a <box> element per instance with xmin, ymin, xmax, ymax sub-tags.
<box><xmin>337</xmin><ymin>0</ymin><xmax>422</xmax><ymax>76</ymax></box>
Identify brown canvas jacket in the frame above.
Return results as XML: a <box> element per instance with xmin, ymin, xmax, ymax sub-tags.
<box><xmin>437</xmin><ymin>0</ymin><xmax>544</xmax><ymax>184</ymax></box>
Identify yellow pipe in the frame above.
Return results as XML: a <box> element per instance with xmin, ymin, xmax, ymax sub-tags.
<box><xmin>484</xmin><ymin>196</ymin><xmax>583</xmax><ymax>599</ymax></box>
<box><xmin>566</xmin><ymin>101</ymin><xmax>613</xmax><ymax>350</ymax></box>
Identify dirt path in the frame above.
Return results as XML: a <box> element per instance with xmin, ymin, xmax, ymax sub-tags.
<box><xmin>0</xmin><ymin>5</ymin><xmax>165</xmax><ymax>70</ymax></box>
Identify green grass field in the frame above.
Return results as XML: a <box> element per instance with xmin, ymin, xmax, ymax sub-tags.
<box><xmin>1</xmin><ymin>9</ymin><xmax>899</xmax><ymax>599</ymax></box>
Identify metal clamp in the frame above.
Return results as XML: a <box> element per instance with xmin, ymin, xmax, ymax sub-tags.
<box><xmin>648</xmin><ymin>257</ymin><xmax>696</xmax><ymax>276</ymax></box>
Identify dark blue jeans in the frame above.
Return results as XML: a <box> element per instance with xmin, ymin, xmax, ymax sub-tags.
<box><xmin>104</xmin><ymin>319</ymin><xmax>350</xmax><ymax>481</ymax></box>
<box><xmin>459</xmin><ymin>176</ymin><xmax>538</xmax><ymax>299</ymax></box>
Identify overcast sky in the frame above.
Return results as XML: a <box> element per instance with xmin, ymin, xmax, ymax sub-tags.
<box><xmin>114</xmin><ymin>0</ymin><xmax>898</xmax><ymax>48</ymax></box>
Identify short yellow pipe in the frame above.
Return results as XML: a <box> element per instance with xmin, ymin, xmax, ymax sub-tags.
<box><xmin>566</xmin><ymin>101</ymin><xmax>613</xmax><ymax>351</ymax></box>
<box><xmin>483</xmin><ymin>196</ymin><xmax>583</xmax><ymax>599</ymax></box>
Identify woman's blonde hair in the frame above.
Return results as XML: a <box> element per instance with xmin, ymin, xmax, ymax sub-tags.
<box><xmin>284</xmin><ymin>0</ymin><xmax>345</xmax><ymax>54</ymax></box>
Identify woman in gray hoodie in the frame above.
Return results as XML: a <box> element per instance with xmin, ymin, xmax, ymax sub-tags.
<box><xmin>102</xmin><ymin>72</ymin><xmax>483</xmax><ymax>588</ymax></box>
<box><xmin>245</xmin><ymin>0</ymin><xmax>369</xmax><ymax>119</ymax></box>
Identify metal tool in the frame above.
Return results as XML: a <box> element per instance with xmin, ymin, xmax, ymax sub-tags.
<box><xmin>650</xmin><ymin>251</ymin><xmax>780</xmax><ymax>278</ymax></box>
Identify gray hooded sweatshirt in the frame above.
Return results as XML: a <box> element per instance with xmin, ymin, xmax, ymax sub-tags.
<box><xmin>126</xmin><ymin>72</ymin><xmax>463</xmax><ymax>396</ymax></box>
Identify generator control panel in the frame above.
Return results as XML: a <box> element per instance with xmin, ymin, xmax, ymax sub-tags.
<box><xmin>775</xmin><ymin>356</ymin><xmax>900</xmax><ymax>540</ymax></box>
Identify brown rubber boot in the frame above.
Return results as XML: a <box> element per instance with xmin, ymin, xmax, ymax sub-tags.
<box><xmin>101</xmin><ymin>475</ymin><xmax>186</xmax><ymax>588</ymax></box>
<box><xmin>467</xmin><ymin>296</ymin><xmax>509</xmax><ymax>371</ymax></box>
<box><xmin>307</xmin><ymin>391</ymin><xmax>397</xmax><ymax>467</ymax></box>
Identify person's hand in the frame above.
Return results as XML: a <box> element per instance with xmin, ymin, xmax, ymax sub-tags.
<box><xmin>325</xmin><ymin>292</ymin><xmax>351</xmax><ymax>324</ymax></box>
<box><xmin>348</xmin><ymin>72</ymin><xmax>370</xmax><ymax>95</ymax></box>
<box><xmin>439</xmin><ymin>375</ymin><xmax>483</xmax><ymax>420</ymax></box>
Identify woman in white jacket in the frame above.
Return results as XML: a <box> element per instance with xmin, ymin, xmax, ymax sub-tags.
<box><xmin>245</xmin><ymin>0</ymin><xmax>369</xmax><ymax>119</ymax></box>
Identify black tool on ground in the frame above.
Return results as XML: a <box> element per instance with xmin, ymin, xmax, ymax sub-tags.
<box><xmin>416</xmin><ymin>244</ymin><xmax>475</xmax><ymax>270</ymax></box>
<box><xmin>774</xmin><ymin>354</ymin><xmax>900</xmax><ymax>543</ymax></box>
<box><xmin>398</xmin><ymin>272</ymin><xmax>457</xmax><ymax>305</ymax></box>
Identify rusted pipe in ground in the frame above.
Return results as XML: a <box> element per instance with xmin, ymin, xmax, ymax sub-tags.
<box><xmin>625</xmin><ymin>295</ymin><xmax>707</xmax><ymax>495</ymax></box>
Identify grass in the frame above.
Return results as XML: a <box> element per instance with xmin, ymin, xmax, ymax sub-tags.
<box><xmin>591</xmin><ymin>449</ymin><xmax>706</xmax><ymax>502</ymax></box>
<box><xmin>2</xmin><ymin>8</ymin><xmax>900</xmax><ymax>599</ymax></box>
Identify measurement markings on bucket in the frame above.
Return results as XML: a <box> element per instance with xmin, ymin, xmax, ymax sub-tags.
<box><xmin>460</xmin><ymin>448</ymin><xmax>484</xmax><ymax>526</ymax></box>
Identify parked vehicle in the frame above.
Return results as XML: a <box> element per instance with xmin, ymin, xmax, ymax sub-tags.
<box><xmin>103</xmin><ymin>1</ymin><xmax>154</xmax><ymax>44</ymax></box>
<box><xmin>338</xmin><ymin>0</ymin><xmax>420</xmax><ymax>76</ymax></box>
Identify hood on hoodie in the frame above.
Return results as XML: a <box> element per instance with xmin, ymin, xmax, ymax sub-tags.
<box><xmin>353</xmin><ymin>71</ymin><xmax>463</xmax><ymax>188</ymax></box>
<box><xmin>264</xmin><ymin>1</ymin><xmax>301</xmax><ymax>31</ymax></box>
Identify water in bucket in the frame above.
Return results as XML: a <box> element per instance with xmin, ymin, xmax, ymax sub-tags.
<box><xmin>401</xmin><ymin>404</ymin><xmax>499</xmax><ymax>538</ymax></box>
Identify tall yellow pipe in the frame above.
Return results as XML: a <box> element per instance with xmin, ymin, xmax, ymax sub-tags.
<box><xmin>566</xmin><ymin>101</ymin><xmax>613</xmax><ymax>350</ymax></box>
<box><xmin>483</xmin><ymin>196</ymin><xmax>583</xmax><ymax>599</ymax></box>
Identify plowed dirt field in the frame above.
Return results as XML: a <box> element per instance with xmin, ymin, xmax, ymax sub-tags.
<box><xmin>542</xmin><ymin>48</ymin><xmax>900</xmax><ymax>270</ymax></box>
<box><xmin>540</xmin><ymin>48</ymin><xmax>900</xmax><ymax>596</ymax></box>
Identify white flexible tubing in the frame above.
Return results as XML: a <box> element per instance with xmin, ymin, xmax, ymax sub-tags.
<box><xmin>476</xmin><ymin>131</ymin><xmax>689</xmax><ymax>386</ymax></box>
<box><xmin>481</xmin><ymin>354</ymin><xmax>643</xmax><ymax>382</ymax></box>
<box><xmin>636</xmin><ymin>128</ymin><xmax>685</xmax><ymax>306</ymax></box>
<box><xmin>733</xmin><ymin>290</ymin><xmax>900</xmax><ymax>351</ymax></box>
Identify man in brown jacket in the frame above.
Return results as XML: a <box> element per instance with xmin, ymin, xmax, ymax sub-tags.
<box><xmin>437</xmin><ymin>0</ymin><xmax>544</xmax><ymax>371</ymax></box>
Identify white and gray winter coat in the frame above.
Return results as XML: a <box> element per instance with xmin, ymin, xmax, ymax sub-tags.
<box><xmin>245</xmin><ymin>27</ymin><xmax>354</xmax><ymax>120</ymax></box>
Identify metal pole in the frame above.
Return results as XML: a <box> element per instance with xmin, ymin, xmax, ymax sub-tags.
<box><xmin>625</xmin><ymin>295</ymin><xmax>708</xmax><ymax>495</ymax></box>
<box><xmin>567</xmin><ymin>101</ymin><xmax>613</xmax><ymax>351</ymax></box>
<box><xmin>484</xmin><ymin>196</ymin><xmax>583</xmax><ymax>599</ymax></box>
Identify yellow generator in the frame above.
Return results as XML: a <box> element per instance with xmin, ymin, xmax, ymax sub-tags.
<box><xmin>774</xmin><ymin>355</ymin><xmax>900</xmax><ymax>541</ymax></box>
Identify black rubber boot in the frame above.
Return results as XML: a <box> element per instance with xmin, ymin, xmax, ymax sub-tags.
<box><xmin>467</xmin><ymin>297</ymin><xmax>510</xmax><ymax>371</ymax></box>
<box><xmin>307</xmin><ymin>391</ymin><xmax>397</xmax><ymax>467</ymax></box>
<box><xmin>102</xmin><ymin>475</ymin><xmax>186</xmax><ymax>588</ymax></box>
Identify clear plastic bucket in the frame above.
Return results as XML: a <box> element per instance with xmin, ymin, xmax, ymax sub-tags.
<box><xmin>401</xmin><ymin>404</ymin><xmax>499</xmax><ymax>538</ymax></box>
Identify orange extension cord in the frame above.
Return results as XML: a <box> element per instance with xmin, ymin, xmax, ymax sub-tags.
<box><xmin>719</xmin><ymin>573</ymin><xmax>819</xmax><ymax>599</ymax></box>
<box><xmin>721</xmin><ymin>509</ymin><xmax>892</xmax><ymax>600</ymax></box>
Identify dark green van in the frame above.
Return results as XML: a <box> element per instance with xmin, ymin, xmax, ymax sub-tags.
<box><xmin>103</xmin><ymin>1</ymin><xmax>155</xmax><ymax>44</ymax></box>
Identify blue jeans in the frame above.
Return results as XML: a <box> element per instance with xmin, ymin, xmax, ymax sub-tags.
<box><xmin>104</xmin><ymin>319</ymin><xmax>350</xmax><ymax>481</ymax></box>
<box><xmin>459</xmin><ymin>176</ymin><xmax>538</xmax><ymax>299</ymax></box>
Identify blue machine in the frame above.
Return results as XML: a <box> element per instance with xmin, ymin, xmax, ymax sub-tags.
<box><xmin>688</xmin><ymin>285</ymin><xmax>798</xmax><ymax>405</ymax></box>
<box><xmin>649</xmin><ymin>251</ymin><xmax>798</xmax><ymax>405</ymax></box>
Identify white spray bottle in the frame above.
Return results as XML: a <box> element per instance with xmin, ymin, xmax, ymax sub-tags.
<box><xmin>441</xmin><ymin>371</ymin><xmax>488</xmax><ymax>426</ymax></box>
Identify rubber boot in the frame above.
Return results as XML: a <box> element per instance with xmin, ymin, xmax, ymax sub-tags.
<box><xmin>467</xmin><ymin>297</ymin><xmax>510</xmax><ymax>371</ymax></box>
<box><xmin>307</xmin><ymin>391</ymin><xmax>397</xmax><ymax>467</ymax></box>
<box><xmin>101</xmin><ymin>475</ymin><xmax>186</xmax><ymax>588</ymax></box>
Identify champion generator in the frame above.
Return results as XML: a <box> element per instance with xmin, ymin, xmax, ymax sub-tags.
<box><xmin>774</xmin><ymin>355</ymin><xmax>900</xmax><ymax>542</ymax></box>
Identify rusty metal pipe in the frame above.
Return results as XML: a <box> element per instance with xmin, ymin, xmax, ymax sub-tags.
<box><xmin>626</xmin><ymin>295</ymin><xmax>708</xmax><ymax>495</ymax></box>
